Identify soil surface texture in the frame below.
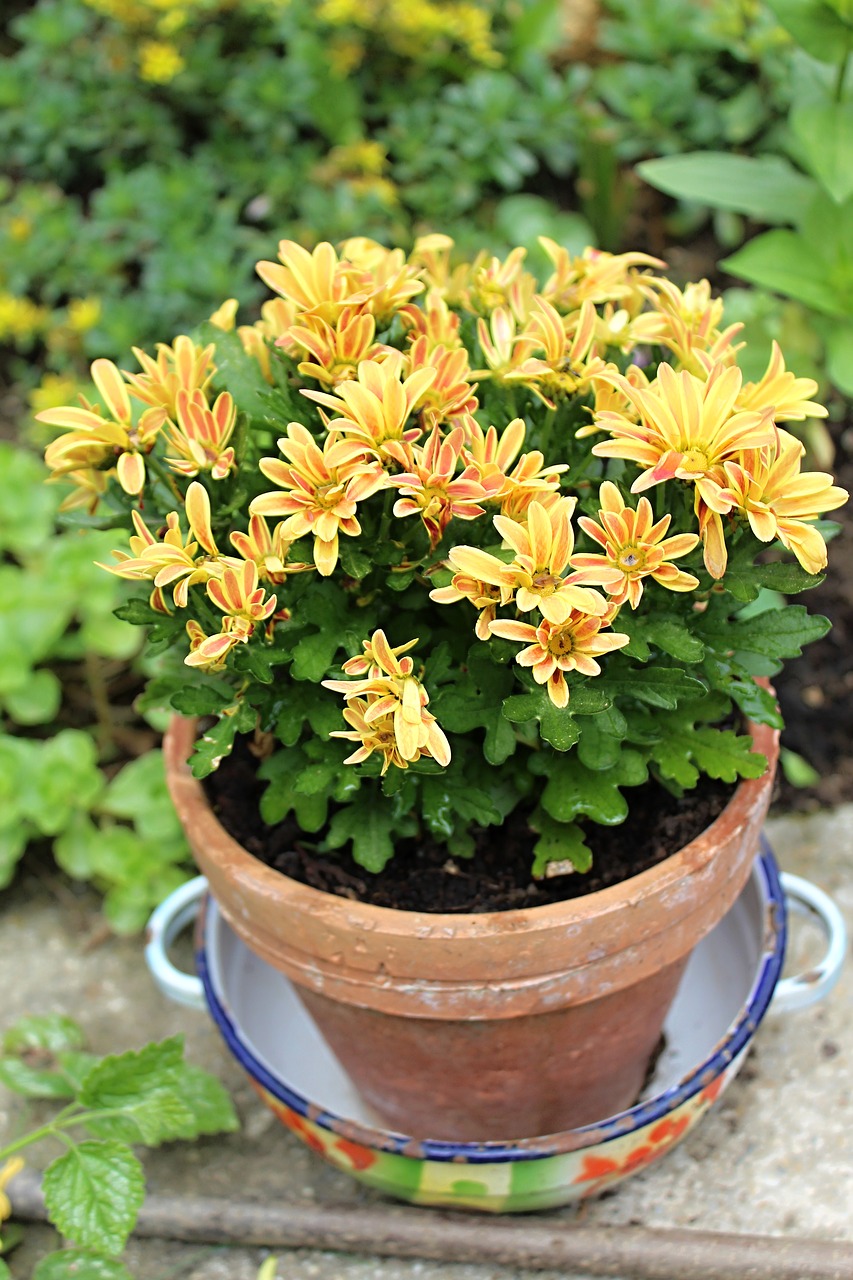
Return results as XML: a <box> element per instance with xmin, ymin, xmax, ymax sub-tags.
<box><xmin>205</xmin><ymin>737</ymin><xmax>734</xmax><ymax>913</ymax></box>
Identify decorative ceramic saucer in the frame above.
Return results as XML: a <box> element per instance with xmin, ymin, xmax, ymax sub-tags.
<box><xmin>146</xmin><ymin>841</ymin><xmax>846</xmax><ymax>1213</ymax></box>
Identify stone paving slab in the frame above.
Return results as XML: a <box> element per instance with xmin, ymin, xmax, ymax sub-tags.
<box><xmin>1</xmin><ymin>806</ymin><xmax>851</xmax><ymax>1279</ymax></box>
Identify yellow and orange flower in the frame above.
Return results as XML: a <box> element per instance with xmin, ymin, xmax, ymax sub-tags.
<box><xmin>164</xmin><ymin>387</ymin><xmax>237</xmax><ymax>480</ymax></box>
<box><xmin>389</xmin><ymin>425</ymin><xmax>488</xmax><ymax>546</ymax></box>
<box><xmin>721</xmin><ymin>430</ymin><xmax>848</xmax><ymax>575</ymax></box>
<box><xmin>324</xmin><ymin>629</ymin><xmax>450</xmax><ymax>770</ymax></box>
<box><xmin>302</xmin><ymin>354</ymin><xmax>436</xmax><ymax>464</ymax></box>
<box><xmin>540</xmin><ymin>240</ymin><xmax>662</xmax><ymax>313</ymax></box>
<box><xmin>574</xmin><ymin>481</ymin><xmax>700</xmax><ymax>608</ymax></box>
<box><xmin>288</xmin><ymin>305</ymin><xmax>393</xmax><ymax>388</ymax></box>
<box><xmin>39</xmin><ymin>358</ymin><xmax>166</xmax><ymax>495</ymax></box>
<box><xmin>735</xmin><ymin>341</ymin><xmax>829</xmax><ymax>423</ymax></box>
<box><xmin>229</xmin><ymin>514</ymin><xmax>314</xmax><ymax>585</ymax></box>
<box><xmin>251</xmin><ymin>423</ymin><xmax>387</xmax><ymax>575</ymax></box>
<box><xmin>490</xmin><ymin>606</ymin><xmax>630</xmax><ymax>708</ymax></box>
<box><xmin>255</xmin><ymin>240</ymin><xmax>369</xmax><ymax>324</ymax></box>
<box><xmin>124</xmin><ymin>335</ymin><xmax>217</xmax><ymax>418</ymax></box>
<box><xmin>405</xmin><ymin>337</ymin><xmax>479</xmax><ymax>433</ymax></box>
<box><xmin>446</xmin><ymin>499</ymin><xmax>618</xmax><ymax>625</ymax></box>
<box><xmin>184</xmin><ymin>560</ymin><xmax>278</xmax><ymax>669</ymax></box>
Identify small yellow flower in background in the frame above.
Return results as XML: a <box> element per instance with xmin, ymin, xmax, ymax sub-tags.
<box><xmin>574</xmin><ymin>481</ymin><xmax>700</xmax><ymax>609</ymax></box>
<box><xmin>405</xmin><ymin>337</ymin><xmax>478</xmax><ymax>434</ymax></box>
<box><xmin>490</xmin><ymin>606</ymin><xmax>630</xmax><ymax>709</ymax></box>
<box><xmin>324</xmin><ymin>629</ymin><xmax>450</xmax><ymax>770</ymax></box>
<box><xmin>0</xmin><ymin>1156</ymin><xmax>24</xmax><ymax>1223</ymax></box>
<box><xmin>0</xmin><ymin>292</ymin><xmax>50</xmax><ymax>343</ymax></box>
<box><xmin>399</xmin><ymin>288</ymin><xmax>463</xmax><ymax>352</ymax></box>
<box><xmin>7</xmin><ymin>215</ymin><xmax>32</xmax><ymax>243</ymax></box>
<box><xmin>138</xmin><ymin>38</ymin><xmax>186</xmax><ymax>82</ymax></box>
<box><xmin>67</xmin><ymin>296</ymin><xmax>102</xmax><ymax>333</ymax></box>
<box><xmin>29</xmin><ymin>373</ymin><xmax>80</xmax><ymax>417</ymax></box>
<box><xmin>408</xmin><ymin>234</ymin><xmax>470</xmax><ymax>306</ymax></box>
<box><xmin>634</xmin><ymin>277</ymin><xmax>743</xmax><ymax>374</ymax></box>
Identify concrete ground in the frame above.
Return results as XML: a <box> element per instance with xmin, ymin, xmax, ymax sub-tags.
<box><xmin>1</xmin><ymin>805</ymin><xmax>851</xmax><ymax>1280</ymax></box>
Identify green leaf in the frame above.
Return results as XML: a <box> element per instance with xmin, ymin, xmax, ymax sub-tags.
<box><xmin>197</xmin><ymin>324</ymin><xmax>279</xmax><ymax>424</ymax></box>
<box><xmin>34</xmin><ymin>1252</ymin><xmax>134</xmax><ymax>1280</ymax></box>
<box><xmin>501</xmin><ymin>688</ymin><xmax>580</xmax><ymax>750</ymax></box>
<box><xmin>0</xmin><ymin>1059</ymin><xmax>79</xmax><ymax>1099</ymax></box>
<box><xmin>42</xmin><ymin>1142</ymin><xmax>144</xmax><ymax>1256</ymax></box>
<box><xmin>291</xmin><ymin>630</ymin><xmax>340</xmax><ymax>682</ymax></box>
<box><xmin>0</xmin><ymin>825</ymin><xmax>28</xmax><ymax>890</ymax></box>
<box><xmin>620</xmin><ymin>614</ymin><xmax>705</xmax><ymax>662</ymax></box>
<box><xmin>3</xmin><ymin>1015</ymin><xmax>85</xmax><ymax>1056</ymax></box>
<box><xmin>541</xmin><ymin>752</ymin><xmax>647</xmax><ymax>825</ymax></box>
<box><xmin>825</xmin><ymin>321</ymin><xmax>853</xmax><ymax>394</ymax></box>
<box><xmin>722</xmin><ymin>231</ymin><xmax>848</xmax><ymax>316</ymax></box>
<box><xmin>324</xmin><ymin>796</ymin><xmax>396</xmax><ymax>873</ymax></box>
<box><xmin>530</xmin><ymin>813</ymin><xmax>592</xmax><ymax>878</ymax></box>
<box><xmin>727</xmin><ymin>677</ymin><xmax>784</xmax><ymax>728</ymax></box>
<box><xmin>706</xmin><ymin>605</ymin><xmax>831</xmax><ymax>668</ymax></box>
<box><xmin>170</xmin><ymin>684</ymin><xmax>234</xmax><ymax>716</ymax></box>
<box><xmin>765</xmin><ymin>0</ymin><xmax>853</xmax><ymax>62</ymax></box>
<box><xmin>167</xmin><ymin>1063</ymin><xmax>239</xmax><ymax>1137</ymax></box>
<box><xmin>599</xmin><ymin>668</ymin><xmax>704</xmax><ymax>709</ymax></box>
<box><xmin>189</xmin><ymin>703</ymin><xmax>255</xmax><ymax>777</ymax></box>
<box><xmin>791</xmin><ymin>101</ymin><xmax>853</xmax><ymax>203</ymax></box>
<box><xmin>636</xmin><ymin>153</ymin><xmax>814</xmax><ymax>224</ymax></box>
<box><xmin>780</xmin><ymin>746</ymin><xmax>822</xmax><ymax>788</ymax></box>
<box><xmin>339</xmin><ymin>543</ymin><xmax>372</xmax><ymax>579</ymax></box>
<box><xmin>3</xmin><ymin>668</ymin><xmax>62</xmax><ymax>725</ymax></box>
<box><xmin>112</xmin><ymin>598</ymin><xmax>163</xmax><ymax>626</ymax></box>
<box><xmin>650</xmin><ymin>719</ymin><xmax>768</xmax><ymax>789</ymax></box>
<box><xmin>576</xmin><ymin>716</ymin><xmax>622</xmax><ymax>771</ymax></box>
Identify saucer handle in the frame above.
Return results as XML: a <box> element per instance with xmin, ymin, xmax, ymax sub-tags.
<box><xmin>145</xmin><ymin>875</ymin><xmax>207</xmax><ymax>1010</ymax></box>
<box><xmin>771</xmin><ymin>873</ymin><xmax>847</xmax><ymax>1014</ymax></box>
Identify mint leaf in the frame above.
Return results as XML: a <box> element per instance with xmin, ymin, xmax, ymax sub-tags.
<box><xmin>42</xmin><ymin>1141</ymin><xmax>145</xmax><ymax>1256</ymax></box>
<box><xmin>168</xmin><ymin>1064</ymin><xmax>239</xmax><ymax>1137</ymax></box>
<box><xmin>34</xmin><ymin>1251</ymin><xmax>134</xmax><ymax>1280</ymax></box>
<box><xmin>3</xmin><ymin>1015</ymin><xmax>85</xmax><ymax>1055</ymax></box>
<box><xmin>0</xmin><ymin>1059</ymin><xmax>79</xmax><ymax>1100</ymax></box>
<box><xmin>78</xmin><ymin>1039</ymin><xmax>195</xmax><ymax>1145</ymax></box>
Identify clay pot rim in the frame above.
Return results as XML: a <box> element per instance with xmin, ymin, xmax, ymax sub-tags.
<box><xmin>166</xmin><ymin>714</ymin><xmax>779</xmax><ymax>938</ymax></box>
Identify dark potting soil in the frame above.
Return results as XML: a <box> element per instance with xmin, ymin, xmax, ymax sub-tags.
<box><xmin>203</xmin><ymin>736</ymin><xmax>736</xmax><ymax>913</ymax></box>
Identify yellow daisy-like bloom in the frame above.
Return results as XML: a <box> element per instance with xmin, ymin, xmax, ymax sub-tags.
<box><xmin>721</xmin><ymin>430</ymin><xmax>848</xmax><ymax>576</ymax></box>
<box><xmin>574</xmin><ymin>481</ymin><xmax>700</xmax><ymax>609</ymax></box>
<box><xmin>125</xmin><ymin>334</ymin><xmax>217</xmax><ymax>418</ymax></box>
<box><xmin>229</xmin><ymin>514</ymin><xmax>314</xmax><ymax>585</ymax></box>
<box><xmin>39</xmin><ymin>358</ymin><xmax>166</xmax><ymax>495</ymax></box>
<box><xmin>405</xmin><ymin>337</ymin><xmax>479</xmax><ymax>433</ymax></box>
<box><xmin>539</xmin><ymin>240</ymin><xmax>663</xmax><ymax>314</ymax></box>
<box><xmin>429</xmin><ymin>570</ymin><xmax>514</xmax><ymax>641</ymax></box>
<box><xmin>735</xmin><ymin>340</ymin><xmax>829</xmax><ymax>423</ymax></box>
<box><xmin>251</xmin><ymin>423</ymin><xmax>388</xmax><ymax>575</ymax></box>
<box><xmin>102</xmin><ymin>480</ymin><xmax>228</xmax><ymax>608</ymax></box>
<box><xmin>462</xmin><ymin>416</ymin><xmax>567</xmax><ymax>516</ymax></box>
<box><xmin>339</xmin><ymin>238</ymin><xmax>424</xmax><ymax>324</ymax></box>
<box><xmin>288</xmin><ymin>305</ymin><xmax>392</xmax><ymax>389</ymax></box>
<box><xmin>592</xmin><ymin>362</ymin><xmax>776</xmax><ymax>515</ymax></box>
<box><xmin>399</xmin><ymin>288</ymin><xmax>463</xmax><ymax>352</ymax></box>
<box><xmin>389</xmin><ymin>425</ymin><xmax>489</xmax><ymax>547</ymax></box>
<box><xmin>255</xmin><ymin>240</ymin><xmax>369</xmax><ymax>325</ymax></box>
<box><xmin>47</xmin><ymin>466</ymin><xmax>109</xmax><ymax>515</ymax></box>
<box><xmin>490</xmin><ymin>606</ymin><xmax>630</xmax><ymax>709</ymax></box>
<box><xmin>466</xmin><ymin>246</ymin><xmax>535</xmax><ymax>316</ymax></box>
<box><xmin>408</xmin><ymin>233</ymin><xmax>471</xmax><ymax>306</ymax></box>
<box><xmin>164</xmin><ymin>388</ymin><xmax>237</xmax><ymax>480</ymax></box>
<box><xmin>302</xmin><ymin>352</ymin><xmax>436</xmax><ymax>463</ymax></box>
<box><xmin>184</xmin><ymin>561</ymin><xmax>278</xmax><ymax>669</ymax></box>
<box><xmin>447</xmin><ymin>499</ymin><xmax>618</xmax><ymax>626</ymax></box>
<box><xmin>632</xmin><ymin>277</ymin><xmax>743</xmax><ymax>375</ymax></box>
<box><xmin>323</xmin><ymin>629</ymin><xmax>451</xmax><ymax>769</ymax></box>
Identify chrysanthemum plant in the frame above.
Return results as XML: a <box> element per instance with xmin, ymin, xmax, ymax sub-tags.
<box><xmin>39</xmin><ymin>235</ymin><xmax>848</xmax><ymax>877</ymax></box>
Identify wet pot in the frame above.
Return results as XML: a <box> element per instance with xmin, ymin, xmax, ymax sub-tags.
<box><xmin>163</xmin><ymin>715</ymin><xmax>779</xmax><ymax>1142</ymax></box>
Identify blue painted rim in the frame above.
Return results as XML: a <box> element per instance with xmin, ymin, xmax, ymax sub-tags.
<box><xmin>196</xmin><ymin>836</ymin><xmax>786</xmax><ymax>1165</ymax></box>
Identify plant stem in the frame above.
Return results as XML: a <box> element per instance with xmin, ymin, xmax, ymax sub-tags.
<box><xmin>835</xmin><ymin>50</ymin><xmax>851</xmax><ymax>101</ymax></box>
<box><xmin>84</xmin><ymin>648</ymin><xmax>117</xmax><ymax>757</ymax></box>
<box><xmin>0</xmin><ymin>1106</ymin><xmax>137</xmax><ymax>1162</ymax></box>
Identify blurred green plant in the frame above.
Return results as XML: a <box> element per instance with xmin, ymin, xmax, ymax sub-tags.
<box><xmin>637</xmin><ymin>0</ymin><xmax>853</xmax><ymax>408</ymax></box>
<box><xmin>0</xmin><ymin>441</ymin><xmax>192</xmax><ymax>928</ymax></box>
<box><xmin>0</xmin><ymin>1014</ymin><xmax>238</xmax><ymax>1279</ymax></box>
<box><xmin>1</xmin><ymin>0</ymin><xmax>799</xmax><ymax>400</ymax></box>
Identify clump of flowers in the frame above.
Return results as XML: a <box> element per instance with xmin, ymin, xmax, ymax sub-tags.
<box><xmin>40</xmin><ymin>235</ymin><xmax>847</xmax><ymax>876</ymax></box>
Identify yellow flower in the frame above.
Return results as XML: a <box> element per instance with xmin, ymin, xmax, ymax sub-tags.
<box><xmin>209</xmin><ymin>297</ymin><xmax>239</xmax><ymax>330</ymax></box>
<box><xmin>324</xmin><ymin>629</ymin><xmax>450</xmax><ymax>770</ymax></box>
<box><xmin>302</xmin><ymin>353</ymin><xmax>436</xmax><ymax>463</ymax></box>
<box><xmin>125</xmin><ymin>335</ymin><xmax>217</xmax><ymax>418</ymax></box>
<box><xmin>251</xmin><ymin>423</ymin><xmax>387</xmax><ymax>575</ymax></box>
<box><xmin>184</xmin><ymin>561</ymin><xmax>278</xmax><ymax>669</ymax></box>
<box><xmin>39</xmin><ymin>358</ymin><xmax>166</xmax><ymax>495</ymax></box>
<box><xmin>0</xmin><ymin>292</ymin><xmax>49</xmax><ymax>343</ymax></box>
<box><xmin>574</xmin><ymin>481</ymin><xmax>700</xmax><ymax>609</ymax></box>
<box><xmin>540</xmin><ymin>241</ymin><xmax>662</xmax><ymax>314</ymax></box>
<box><xmin>632</xmin><ymin>277</ymin><xmax>743</xmax><ymax>374</ymax></box>
<box><xmin>288</xmin><ymin>305</ymin><xmax>391</xmax><ymax>389</ymax></box>
<box><xmin>229</xmin><ymin>513</ymin><xmax>313</xmax><ymax>585</ymax></box>
<box><xmin>164</xmin><ymin>388</ymin><xmax>237</xmax><ymax>480</ymax></box>
<box><xmin>721</xmin><ymin>431</ymin><xmax>848</xmax><ymax>576</ymax></box>
<box><xmin>0</xmin><ymin>1156</ymin><xmax>24</xmax><ymax>1223</ymax></box>
<box><xmin>138</xmin><ymin>39</ymin><xmax>186</xmax><ymax>83</ymax></box>
<box><xmin>390</xmin><ymin>425</ymin><xmax>488</xmax><ymax>547</ymax></box>
<box><xmin>735</xmin><ymin>340</ymin><xmax>829</xmax><ymax>423</ymax></box>
<box><xmin>66</xmin><ymin>296</ymin><xmax>101</xmax><ymax>333</ymax></box>
<box><xmin>490</xmin><ymin>607</ymin><xmax>630</xmax><ymax>709</ymax></box>
<box><xmin>255</xmin><ymin>240</ymin><xmax>368</xmax><ymax>325</ymax></box>
<box><xmin>29</xmin><ymin>373</ymin><xmax>80</xmax><ymax>416</ymax></box>
<box><xmin>448</xmin><ymin>498</ymin><xmax>617</xmax><ymax>625</ymax></box>
<box><xmin>592</xmin><ymin>362</ymin><xmax>776</xmax><ymax>516</ymax></box>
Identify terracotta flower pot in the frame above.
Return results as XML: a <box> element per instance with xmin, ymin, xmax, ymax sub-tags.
<box><xmin>164</xmin><ymin>716</ymin><xmax>779</xmax><ymax>1142</ymax></box>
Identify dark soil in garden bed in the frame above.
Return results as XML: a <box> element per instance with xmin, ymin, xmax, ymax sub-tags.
<box><xmin>204</xmin><ymin>737</ymin><xmax>735</xmax><ymax>913</ymax></box>
<box><xmin>771</xmin><ymin>420</ymin><xmax>853</xmax><ymax>813</ymax></box>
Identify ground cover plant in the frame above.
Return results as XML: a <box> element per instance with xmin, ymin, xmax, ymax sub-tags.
<box><xmin>1</xmin><ymin>0</ymin><xmax>798</xmax><ymax>403</ymax></box>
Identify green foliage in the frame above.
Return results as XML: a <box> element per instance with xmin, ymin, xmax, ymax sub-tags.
<box><xmin>637</xmin><ymin>1</ymin><xmax>853</xmax><ymax>397</ymax></box>
<box><xmin>0</xmin><ymin>1016</ymin><xmax>238</xmax><ymax>1271</ymax></box>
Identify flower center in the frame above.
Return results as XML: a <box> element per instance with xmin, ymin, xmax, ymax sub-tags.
<box><xmin>548</xmin><ymin>628</ymin><xmax>575</xmax><ymax>657</ymax></box>
<box><xmin>617</xmin><ymin>545</ymin><xmax>645</xmax><ymax>573</ymax></box>
<box><xmin>679</xmin><ymin>447</ymin><xmax>711</xmax><ymax>474</ymax></box>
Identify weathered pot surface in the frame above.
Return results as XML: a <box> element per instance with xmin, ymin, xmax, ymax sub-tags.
<box><xmin>164</xmin><ymin>714</ymin><xmax>779</xmax><ymax>1140</ymax></box>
